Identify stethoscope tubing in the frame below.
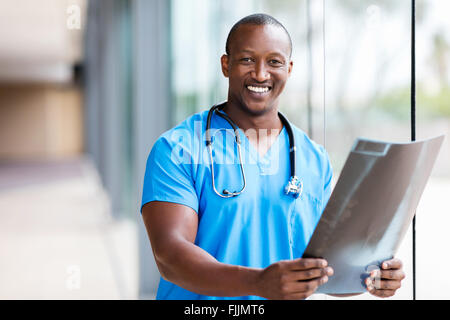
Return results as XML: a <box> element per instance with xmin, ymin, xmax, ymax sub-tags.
<box><xmin>206</xmin><ymin>102</ymin><xmax>299</xmax><ymax>198</ymax></box>
<box><xmin>206</xmin><ymin>102</ymin><xmax>246</xmax><ymax>197</ymax></box>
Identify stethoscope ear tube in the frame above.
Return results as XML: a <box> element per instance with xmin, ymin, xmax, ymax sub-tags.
<box><xmin>278</xmin><ymin>112</ymin><xmax>296</xmax><ymax>179</ymax></box>
<box><xmin>207</xmin><ymin>103</ymin><xmax>246</xmax><ymax>198</ymax></box>
<box><xmin>206</xmin><ymin>103</ymin><xmax>301</xmax><ymax>199</ymax></box>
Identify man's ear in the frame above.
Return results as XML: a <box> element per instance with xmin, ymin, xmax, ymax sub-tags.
<box><xmin>287</xmin><ymin>60</ymin><xmax>293</xmax><ymax>77</ymax></box>
<box><xmin>221</xmin><ymin>54</ymin><xmax>229</xmax><ymax>78</ymax></box>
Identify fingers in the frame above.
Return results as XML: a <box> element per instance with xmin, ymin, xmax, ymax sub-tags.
<box><xmin>367</xmin><ymin>287</ymin><xmax>396</xmax><ymax>298</ymax></box>
<box><xmin>365</xmin><ymin>277</ymin><xmax>401</xmax><ymax>290</ymax></box>
<box><xmin>289</xmin><ymin>266</ymin><xmax>334</xmax><ymax>281</ymax></box>
<box><xmin>379</xmin><ymin>269</ymin><xmax>406</xmax><ymax>281</ymax></box>
<box><xmin>270</xmin><ymin>259</ymin><xmax>333</xmax><ymax>300</ymax></box>
<box><xmin>381</xmin><ymin>258</ymin><xmax>403</xmax><ymax>270</ymax></box>
<box><xmin>287</xmin><ymin>258</ymin><xmax>328</xmax><ymax>271</ymax></box>
<box><xmin>366</xmin><ymin>262</ymin><xmax>405</xmax><ymax>298</ymax></box>
<box><xmin>261</xmin><ymin>259</ymin><xmax>333</xmax><ymax>300</ymax></box>
<box><xmin>370</xmin><ymin>268</ymin><xmax>405</xmax><ymax>281</ymax></box>
<box><xmin>285</xmin><ymin>274</ymin><xmax>329</xmax><ymax>294</ymax></box>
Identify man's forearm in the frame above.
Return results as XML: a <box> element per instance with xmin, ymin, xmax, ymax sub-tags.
<box><xmin>155</xmin><ymin>238</ymin><xmax>262</xmax><ymax>297</ymax></box>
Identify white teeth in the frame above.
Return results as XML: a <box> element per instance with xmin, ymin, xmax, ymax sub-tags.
<box><xmin>247</xmin><ymin>85</ymin><xmax>269</xmax><ymax>93</ymax></box>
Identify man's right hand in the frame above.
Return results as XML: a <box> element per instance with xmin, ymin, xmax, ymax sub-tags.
<box><xmin>255</xmin><ymin>258</ymin><xmax>333</xmax><ymax>300</ymax></box>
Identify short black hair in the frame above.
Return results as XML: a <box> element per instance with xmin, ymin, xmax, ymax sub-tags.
<box><xmin>225</xmin><ymin>13</ymin><xmax>292</xmax><ymax>58</ymax></box>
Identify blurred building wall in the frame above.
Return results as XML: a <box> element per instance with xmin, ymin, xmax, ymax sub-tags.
<box><xmin>84</xmin><ymin>0</ymin><xmax>172</xmax><ymax>297</ymax></box>
<box><xmin>133</xmin><ymin>0</ymin><xmax>172</xmax><ymax>297</ymax></box>
<box><xmin>0</xmin><ymin>0</ymin><xmax>86</xmax><ymax>161</ymax></box>
<box><xmin>0</xmin><ymin>85</ymin><xmax>83</xmax><ymax>159</ymax></box>
<box><xmin>0</xmin><ymin>0</ymin><xmax>175</xmax><ymax>299</ymax></box>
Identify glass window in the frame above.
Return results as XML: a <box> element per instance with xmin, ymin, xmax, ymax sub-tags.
<box><xmin>169</xmin><ymin>0</ymin><xmax>449</xmax><ymax>300</ymax></box>
<box><xmin>415</xmin><ymin>0</ymin><xmax>450</xmax><ymax>300</ymax></box>
<box><xmin>323</xmin><ymin>1</ymin><xmax>413</xmax><ymax>300</ymax></box>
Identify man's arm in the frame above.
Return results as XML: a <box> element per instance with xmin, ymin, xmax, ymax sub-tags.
<box><xmin>142</xmin><ymin>201</ymin><xmax>333</xmax><ymax>299</ymax></box>
<box><xmin>142</xmin><ymin>201</ymin><xmax>260</xmax><ymax>297</ymax></box>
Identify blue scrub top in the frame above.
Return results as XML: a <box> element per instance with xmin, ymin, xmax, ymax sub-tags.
<box><xmin>141</xmin><ymin>109</ymin><xmax>333</xmax><ymax>300</ymax></box>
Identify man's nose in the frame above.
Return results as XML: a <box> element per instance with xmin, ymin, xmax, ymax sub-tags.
<box><xmin>251</xmin><ymin>61</ymin><xmax>270</xmax><ymax>82</ymax></box>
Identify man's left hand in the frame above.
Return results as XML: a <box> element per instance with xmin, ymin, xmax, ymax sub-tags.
<box><xmin>365</xmin><ymin>258</ymin><xmax>405</xmax><ymax>298</ymax></box>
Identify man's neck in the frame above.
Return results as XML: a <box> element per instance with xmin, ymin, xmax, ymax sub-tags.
<box><xmin>222</xmin><ymin>100</ymin><xmax>284</xmax><ymax>157</ymax></box>
<box><xmin>222</xmin><ymin>100</ymin><xmax>283</xmax><ymax>133</ymax></box>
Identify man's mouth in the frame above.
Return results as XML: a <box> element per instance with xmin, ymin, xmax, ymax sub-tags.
<box><xmin>246</xmin><ymin>85</ymin><xmax>271</xmax><ymax>94</ymax></box>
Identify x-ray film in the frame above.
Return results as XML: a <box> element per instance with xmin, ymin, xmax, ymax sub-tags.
<box><xmin>303</xmin><ymin>135</ymin><xmax>445</xmax><ymax>294</ymax></box>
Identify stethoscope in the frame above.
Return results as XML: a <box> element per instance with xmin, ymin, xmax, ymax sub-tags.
<box><xmin>205</xmin><ymin>102</ymin><xmax>303</xmax><ymax>199</ymax></box>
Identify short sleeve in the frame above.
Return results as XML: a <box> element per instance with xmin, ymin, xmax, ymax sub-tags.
<box><xmin>140</xmin><ymin>137</ymin><xmax>199</xmax><ymax>214</ymax></box>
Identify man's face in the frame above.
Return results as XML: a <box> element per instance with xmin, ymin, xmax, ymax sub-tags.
<box><xmin>221</xmin><ymin>24</ymin><xmax>293</xmax><ymax>116</ymax></box>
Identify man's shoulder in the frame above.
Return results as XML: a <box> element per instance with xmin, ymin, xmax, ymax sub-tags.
<box><xmin>289</xmin><ymin>123</ymin><xmax>330</xmax><ymax>165</ymax></box>
<box><xmin>165</xmin><ymin>109</ymin><xmax>209</xmax><ymax>135</ymax></box>
<box><xmin>152</xmin><ymin>109</ymin><xmax>209</xmax><ymax>151</ymax></box>
<box><xmin>290</xmin><ymin>124</ymin><xmax>325</xmax><ymax>150</ymax></box>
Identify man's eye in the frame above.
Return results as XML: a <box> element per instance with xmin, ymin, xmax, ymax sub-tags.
<box><xmin>240</xmin><ymin>57</ymin><xmax>253</xmax><ymax>62</ymax></box>
<box><xmin>269</xmin><ymin>59</ymin><xmax>283</xmax><ymax>65</ymax></box>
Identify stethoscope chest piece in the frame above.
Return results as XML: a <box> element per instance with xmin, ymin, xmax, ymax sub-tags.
<box><xmin>284</xmin><ymin>176</ymin><xmax>303</xmax><ymax>199</ymax></box>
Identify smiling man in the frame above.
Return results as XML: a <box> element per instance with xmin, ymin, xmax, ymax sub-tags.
<box><xmin>140</xmin><ymin>13</ymin><xmax>405</xmax><ymax>300</ymax></box>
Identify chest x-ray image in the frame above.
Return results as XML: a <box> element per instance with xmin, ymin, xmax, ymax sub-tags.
<box><xmin>303</xmin><ymin>135</ymin><xmax>444</xmax><ymax>294</ymax></box>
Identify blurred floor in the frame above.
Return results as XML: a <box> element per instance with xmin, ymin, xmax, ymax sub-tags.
<box><xmin>0</xmin><ymin>157</ymin><xmax>139</xmax><ymax>299</ymax></box>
